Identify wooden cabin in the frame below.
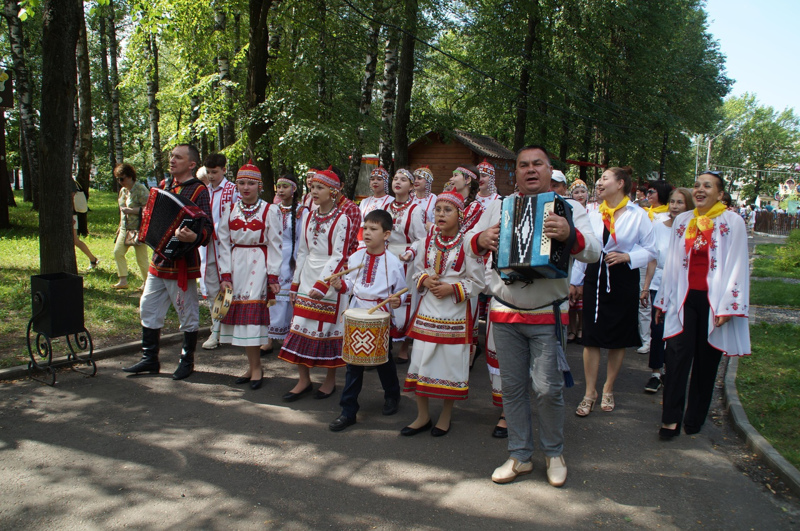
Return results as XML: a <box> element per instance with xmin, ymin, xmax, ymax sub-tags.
<box><xmin>407</xmin><ymin>130</ymin><xmax>517</xmax><ymax>196</ymax></box>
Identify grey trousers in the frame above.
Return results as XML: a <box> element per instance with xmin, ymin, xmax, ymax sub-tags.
<box><xmin>140</xmin><ymin>273</ymin><xmax>199</xmax><ymax>332</ymax></box>
<box><xmin>493</xmin><ymin>322</ymin><xmax>565</xmax><ymax>461</ymax></box>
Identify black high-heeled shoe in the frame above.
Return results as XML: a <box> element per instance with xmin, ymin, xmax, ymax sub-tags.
<box><xmin>234</xmin><ymin>376</ymin><xmax>251</xmax><ymax>385</ymax></box>
<box><xmin>250</xmin><ymin>378</ymin><xmax>263</xmax><ymax>390</ymax></box>
<box><xmin>659</xmin><ymin>425</ymin><xmax>680</xmax><ymax>440</ymax></box>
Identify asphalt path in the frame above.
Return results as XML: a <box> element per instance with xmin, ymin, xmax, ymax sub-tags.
<box><xmin>2</xmin><ymin>329</ymin><xmax>799</xmax><ymax>530</ymax></box>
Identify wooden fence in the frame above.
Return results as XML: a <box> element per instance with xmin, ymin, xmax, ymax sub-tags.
<box><xmin>754</xmin><ymin>212</ymin><xmax>800</xmax><ymax>236</ymax></box>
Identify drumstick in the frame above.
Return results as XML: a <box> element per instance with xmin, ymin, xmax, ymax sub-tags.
<box><xmin>324</xmin><ymin>264</ymin><xmax>364</xmax><ymax>282</ymax></box>
<box><xmin>367</xmin><ymin>288</ymin><xmax>409</xmax><ymax>314</ymax></box>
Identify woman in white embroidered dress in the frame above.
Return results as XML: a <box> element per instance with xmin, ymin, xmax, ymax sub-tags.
<box><xmin>279</xmin><ymin>169</ymin><xmax>355</xmax><ymax>401</ymax></box>
<box><xmin>359</xmin><ymin>166</ymin><xmax>394</xmax><ymax>220</ymax></box>
<box><xmin>412</xmin><ymin>166</ymin><xmax>438</xmax><ymax>230</ymax></box>
<box><xmin>475</xmin><ymin>159</ymin><xmax>501</xmax><ymax>210</ymax></box>
<box><xmin>217</xmin><ymin>163</ymin><xmax>283</xmax><ymax>390</ymax></box>
<box><xmin>388</xmin><ymin>168</ymin><xmax>427</xmax><ymax>363</ymax></box>
<box><xmin>654</xmin><ymin>172</ymin><xmax>749</xmax><ymax>439</ymax></box>
<box><xmin>263</xmin><ymin>173</ymin><xmax>304</xmax><ymax>353</ymax></box>
<box><xmin>402</xmin><ymin>191</ymin><xmax>485</xmax><ymax>437</ymax></box>
<box><xmin>571</xmin><ymin>167</ymin><xmax>656</xmax><ymax>415</ymax></box>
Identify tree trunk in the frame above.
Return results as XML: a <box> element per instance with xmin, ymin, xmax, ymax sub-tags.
<box><xmin>189</xmin><ymin>89</ymin><xmax>201</xmax><ymax>148</ymax></box>
<box><xmin>345</xmin><ymin>14</ymin><xmax>381</xmax><ymax>199</ymax></box>
<box><xmin>379</xmin><ymin>27</ymin><xmax>399</xmax><ymax>173</ymax></box>
<box><xmin>39</xmin><ymin>0</ymin><xmax>80</xmax><ymax>275</ymax></box>
<box><xmin>19</xmin><ymin>119</ymin><xmax>31</xmax><ymax>202</ymax></box>
<box><xmin>4</xmin><ymin>0</ymin><xmax>40</xmax><ymax>210</ymax></box>
<box><xmin>658</xmin><ymin>131</ymin><xmax>668</xmax><ymax>180</ymax></box>
<box><xmin>76</xmin><ymin>10</ymin><xmax>93</xmax><ymax>236</ymax></box>
<box><xmin>215</xmin><ymin>8</ymin><xmax>235</xmax><ymax>149</ymax></box>
<box><xmin>0</xmin><ymin>112</ymin><xmax>11</xmax><ymax>227</ymax></box>
<box><xmin>246</xmin><ymin>0</ymin><xmax>275</xmax><ymax>200</ymax></box>
<box><xmin>107</xmin><ymin>0</ymin><xmax>124</xmax><ymax>166</ymax></box>
<box><xmin>316</xmin><ymin>0</ymin><xmax>327</xmax><ymax>120</ymax></box>
<box><xmin>392</xmin><ymin>0</ymin><xmax>417</xmax><ymax>171</ymax></box>
<box><xmin>146</xmin><ymin>33</ymin><xmax>163</xmax><ymax>182</ymax></box>
<box><xmin>98</xmin><ymin>12</ymin><xmax>118</xmax><ymax>191</ymax></box>
<box><xmin>513</xmin><ymin>9</ymin><xmax>537</xmax><ymax>152</ymax></box>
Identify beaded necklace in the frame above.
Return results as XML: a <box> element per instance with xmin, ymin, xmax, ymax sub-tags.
<box><xmin>390</xmin><ymin>197</ymin><xmax>414</xmax><ymax>230</ymax></box>
<box><xmin>432</xmin><ymin>231</ymin><xmax>462</xmax><ymax>274</ymax></box>
<box><xmin>279</xmin><ymin>204</ymin><xmax>292</xmax><ymax>229</ymax></box>
<box><xmin>311</xmin><ymin>204</ymin><xmax>339</xmax><ymax>244</ymax></box>
<box><xmin>238</xmin><ymin>199</ymin><xmax>262</xmax><ymax>221</ymax></box>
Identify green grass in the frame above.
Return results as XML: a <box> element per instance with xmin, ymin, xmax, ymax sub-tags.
<box><xmin>752</xmin><ymin>243</ymin><xmax>784</xmax><ymax>257</ymax></box>
<box><xmin>0</xmin><ymin>190</ymin><xmax>210</xmax><ymax>369</ymax></box>
<box><xmin>737</xmin><ymin>322</ymin><xmax>800</xmax><ymax>470</ymax></box>
<box><xmin>751</xmin><ymin>258</ymin><xmax>800</xmax><ymax>280</ymax></box>
<box><xmin>750</xmin><ymin>280</ymin><xmax>800</xmax><ymax>308</ymax></box>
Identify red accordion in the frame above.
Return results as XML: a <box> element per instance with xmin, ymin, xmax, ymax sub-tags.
<box><xmin>138</xmin><ymin>188</ymin><xmax>208</xmax><ymax>261</ymax></box>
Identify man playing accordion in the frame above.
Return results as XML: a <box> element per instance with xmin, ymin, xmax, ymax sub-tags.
<box><xmin>123</xmin><ymin>144</ymin><xmax>212</xmax><ymax>380</ymax></box>
<box><xmin>469</xmin><ymin>145</ymin><xmax>600</xmax><ymax>487</ymax></box>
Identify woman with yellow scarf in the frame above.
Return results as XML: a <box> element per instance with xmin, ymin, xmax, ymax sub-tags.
<box><xmin>571</xmin><ymin>168</ymin><xmax>657</xmax><ymax>416</ymax></box>
<box><xmin>653</xmin><ymin>171</ymin><xmax>750</xmax><ymax>439</ymax></box>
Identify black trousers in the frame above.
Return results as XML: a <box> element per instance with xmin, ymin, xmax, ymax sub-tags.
<box><xmin>661</xmin><ymin>290</ymin><xmax>723</xmax><ymax>430</ymax></box>
<box><xmin>649</xmin><ymin>289</ymin><xmax>666</xmax><ymax>370</ymax></box>
<box><xmin>339</xmin><ymin>342</ymin><xmax>400</xmax><ymax>420</ymax></box>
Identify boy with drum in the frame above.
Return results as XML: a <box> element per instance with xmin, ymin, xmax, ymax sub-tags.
<box><xmin>328</xmin><ymin>210</ymin><xmax>407</xmax><ymax>432</ymax></box>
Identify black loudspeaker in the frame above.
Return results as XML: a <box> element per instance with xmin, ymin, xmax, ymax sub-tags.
<box><xmin>30</xmin><ymin>273</ymin><xmax>85</xmax><ymax>338</ymax></box>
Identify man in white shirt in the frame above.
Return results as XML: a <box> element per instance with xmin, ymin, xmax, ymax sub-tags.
<box><xmin>550</xmin><ymin>170</ymin><xmax>569</xmax><ymax>196</ymax></box>
<box><xmin>202</xmin><ymin>153</ymin><xmax>240</xmax><ymax>350</ymax></box>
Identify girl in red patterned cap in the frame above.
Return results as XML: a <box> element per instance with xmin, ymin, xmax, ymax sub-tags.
<box><xmin>401</xmin><ymin>191</ymin><xmax>485</xmax><ymax>437</ymax></box>
<box><xmin>476</xmin><ymin>159</ymin><xmax>501</xmax><ymax>209</ymax></box>
<box><xmin>279</xmin><ymin>168</ymin><xmax>357</xmax><ymax>401</ymax></box>
<box><xmin>216</xmin><ymin>162</ymin><xmax>283</xmax><ymax>390</ymax></box>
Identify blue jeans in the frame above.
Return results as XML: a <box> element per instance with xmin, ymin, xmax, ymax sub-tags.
<box><xmin>493</xmin><ymin>322</ymin><xmax>565</xmax><ymax>461</ymax></box>
<box><xmin>339</xmin><ymin>344</ymin><xmax>400</xmax><ymax>420</ymax></box>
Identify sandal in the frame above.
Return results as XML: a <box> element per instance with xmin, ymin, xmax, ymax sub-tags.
<box><xmin>601</xmin><ymin>392</ymin><xmax>615</xmax><ymax>412</ymax></box>
<box><xmin>567</xmin><ymin>332</ymin><xmax>577</xmax><ymax>344</ymax></box>
<box><xmin>576</xmin><ymin>396</ymin><xmax>596</xmax><ymax>417</ymax></box>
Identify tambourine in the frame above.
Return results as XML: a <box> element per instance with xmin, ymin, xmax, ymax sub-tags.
<box><xmin>211</xmin><ymin>287</ymin><xmax>234</xmax><ymax>321</ymax></box>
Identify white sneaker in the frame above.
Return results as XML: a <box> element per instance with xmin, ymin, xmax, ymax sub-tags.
<box><xmin>491</xmin><ymin>457</ymin><xmax>533</xmax><ymax>484</ymax></box>
<box><xmin>545</xmin><ymin>455</ymin><xmax>567</xmax><ymax>487</ymax></box>
<box><xmin>202</xmin><ymin>334</ymin><xmax>219</xmax><ymax>350</ymax></box>
<box><xmin>636</xmin><ymin>343</ymin><xmax>650</xmax><ymax>354</ymax></box>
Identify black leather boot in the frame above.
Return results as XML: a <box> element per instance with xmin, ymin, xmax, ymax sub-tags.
<box><xmin>123</xmin><ymin>327</ymin><xmax>161</xmax><ymax>374</ymax></box>
<box><xmin>172</xmin><ymin>331</ymin><xmax>197</xmax><ymax>380</ymax></box>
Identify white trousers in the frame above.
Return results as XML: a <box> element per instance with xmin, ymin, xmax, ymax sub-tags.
<box><xmin>140</xmin><ymin>273</ymin><xmax>199</xmax><ymax>332</ymax></box>
<box><xmin>204</xmin><ymin>253</ymin><xmax>222</xmax><ymax>334</ymax></box>
<box><xmin>638</xmin><ymin>267</ymin><xmax>651</xmax><ymax>345</ymax></box>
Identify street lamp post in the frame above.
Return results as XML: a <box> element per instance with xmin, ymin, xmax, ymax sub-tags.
<box><xmin>705</xmin><ymin>124</ymin><xmax>735</xmax><ymax>169</ymax></box>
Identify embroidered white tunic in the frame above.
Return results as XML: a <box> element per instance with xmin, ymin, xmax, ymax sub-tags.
<box><xmin>279</xmin><ymin>205</ymin><xmax>354</xmax><ymax>367</ymax></box>
<box><xmin>268</xmin><ymin>203</ymin><xmax>305</xmax><ymax>340</ymax></box>
<box><xmin>386</xmin><ymin>199</ymin><xmax>427</xmax><ymax>337</ymax></box>
<box><xmin>654</xmin><ymin>209</ymin><xmax>750</xmax><ymax>356</ymax></box>
<box><xmin>215</xmin><ymin>200</ymin><xmax>282</xmax><ymax>346</ymax></box>
<box><xmin>404</xmin><ymin>230</ymin><xmax>485</xmax><ymax>400</ymax></box>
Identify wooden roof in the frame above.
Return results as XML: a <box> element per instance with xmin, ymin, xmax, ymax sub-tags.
<box><xmin>409</xmin><ymin>130</ymin><xmax>516</xmax><ymax>161</ymax></box>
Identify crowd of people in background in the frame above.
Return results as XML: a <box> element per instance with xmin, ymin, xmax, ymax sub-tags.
<box><xmin>95</xmin><ymin>143</ymin><xmax>749</xmax><ymax>489</ymax></box>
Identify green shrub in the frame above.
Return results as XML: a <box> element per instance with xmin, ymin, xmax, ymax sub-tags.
<box><xmin>775</xmin><ymin>229</ymin><xmax>800</xmax><ymax>271</ymax></box>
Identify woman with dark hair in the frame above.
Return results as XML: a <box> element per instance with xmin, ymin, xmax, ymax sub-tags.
<box><xmin>112</xmin><ymin>163</ymin><xmax>150</xmax><ymax>290</ymax></box>
<box><xmin>449</xmin><ymin>165</ymin><xmax>484</xmax><ymax>368</ymax></box>
<box><xmin>654</xmin><ymin>172</ymin><xmax>750</xmax><ymax>439</ymax></box>
<box><xmin>449</xmin><ymin>165</ymin><xmax>483</xmax><ymax>233</ymax></box>
<box><xmin>645</xmin><ymin>180</ymin><xmax>673</xmax><ymax>222</ymax></box>
<box><xmin>279</xmin><ymin>168</ymin><xmax>358</xmax><ymax>400</ymax></box>
<box><xmin>264</xmin><ymin>173</ymin><xmax>305</xmax><ymax>353</ymax></box>
<box><xmin>637</xmin><ymin>179</ymin><xmax>674</xmax><ymax>354</ymax></box>
<box><xmin>571</xmin><ymin>167</ymin><xmax>656</xmax><ymax>416</ymax></box>
<box><xmin>642</xmin><ymin>187</ymin><xmax>694</xmax><ymax>393</ymax></box>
